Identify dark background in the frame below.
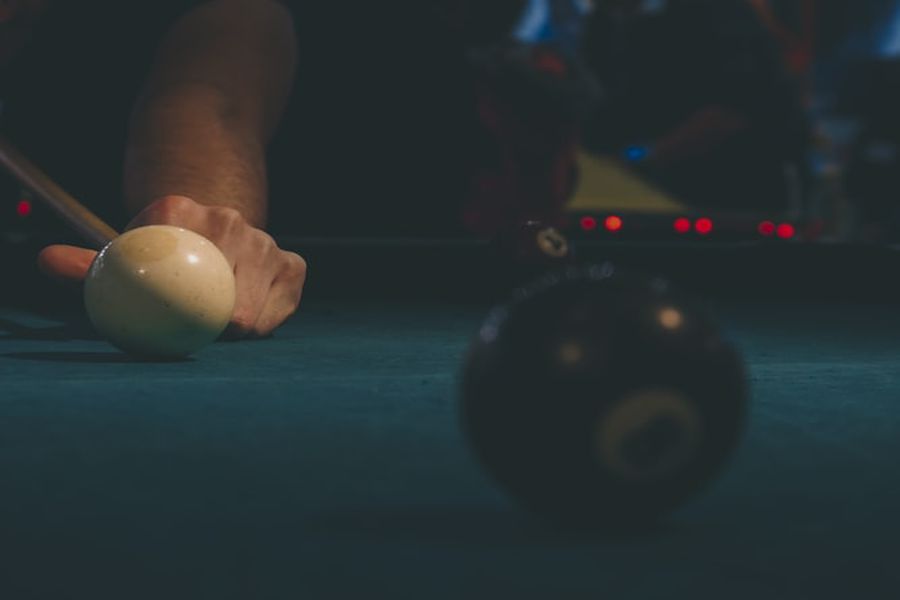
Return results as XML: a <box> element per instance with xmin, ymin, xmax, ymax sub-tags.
<box><xmin>3</xmin><ymin>0</ymin><xmax>900</xmax><ymax>241</ymax></box>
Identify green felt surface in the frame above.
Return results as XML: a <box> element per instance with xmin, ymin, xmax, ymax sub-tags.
<box><xmin>1</xmin><ymin>301</ymin><xmax>899</xmax><ymax>599</ymax></box>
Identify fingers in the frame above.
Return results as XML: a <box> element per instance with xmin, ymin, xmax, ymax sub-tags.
<box><xmin>129</xmin><ymin>195</ymin><xmax>307</xmax><ymax>338</ymax></box>
<box><xmin>227</xmin><ymin>245</ymin><xmax>307</xmax><ymax>339</ymax></box>
<box><xmin>37</xmin><ymin>245</ymin><xmax>97</xmax><ymax>283</ymax></box>
<box><xmin>239</xmin><ymin>252</ymin><xmax>307</xmax><ymax>338</ymax></box>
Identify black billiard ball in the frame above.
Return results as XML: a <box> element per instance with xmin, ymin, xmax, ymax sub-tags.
<box><xmin>460</xmin><ymin>263</ymin><xmax>747</xmax><ymax>527</ymax></box>
<box><xmin>489</xmin><ymin>220</ymin><xmax>576</xmax><ymax>292</ymax></box>
<box><xmin>494</xmin><ymin>219</ymin><xmax>573</xmax><ymax>266</ymax></box>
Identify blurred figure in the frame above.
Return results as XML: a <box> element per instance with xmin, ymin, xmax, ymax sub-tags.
<box><xmin>515</xmin><ymin>0</ymin><xmax>594</xmax><ymax>58</ymax></box>
<box><xmin>269</xmin><ymin>0</ymin><xmax>588</xmax><ymax>237</ymax></box>
<box><xmin>815</xmin><ymin>0</ymin><xmax>900</xmax><ymax>103</ymax></box>
<box><xmin>580</xmin><ymin>0</ymin><xmax>811</xmax><ymax>214</ymax></box>
<box><xmin>461</xmin><ymin>44</ymin><xmax>591</xmax><ymax>234</ymax></box>
<box><xmin>748</xmin><ymin>0</ymin><xmax>816</xmax><ymax>88</ymax></box>
<box><xmin>828</xmin><ymin>1</ymin><xmax>900</xmax><ymax>241</ymax></box>
<box><xmin>449</xmin><ymin>0</ymin><xmax>597</xmax><ymax>234</ymax></box>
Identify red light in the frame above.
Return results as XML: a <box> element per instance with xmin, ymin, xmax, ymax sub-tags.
<box><xmin>673</xmin><ymin>217</ymin><xmax>692</xmax><ymax>234</ymax></box>
<box><xmin>580</xmin><ymin>216</ymin><xmax>598</xmax><ymax>231</ymax></box>
<box><xmin>776</xmin><ymin>223</ymin><xmax>795</xmax><ymax>239</ymax></box>
<box><xmin>532</xmin><ymin>50</ymin><xmax>568</xmax><ymax>78</ymax></box>
<box><xmin>604</xmin><ymin>215</ymin><xmax>623</xmax><ymax>232</ymax></box>
<box><xmin>16</xmin><ymin>199</ymin><xmax>32</xmax><ymax>218</ymax></box>
<box><xmin>695</xmin><ymin>218</ymin><xmax>713</xmax><ymax>235</ymax></box>
<box><xmin>758</xmin><ymin>221</ymin><xmax>776</xmax><ymax>237</ymax></box>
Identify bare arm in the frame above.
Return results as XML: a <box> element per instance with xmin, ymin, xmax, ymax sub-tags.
<box><xmin>123</xmin><ymin>0</ymin><xmax>297</xmax><ymax>227</ymax></box>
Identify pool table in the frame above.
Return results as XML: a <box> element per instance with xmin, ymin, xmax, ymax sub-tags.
<box><xmin>1</xmin><ymin>237</ymin><xmax>899</xmax><ymax>599</ymax></box>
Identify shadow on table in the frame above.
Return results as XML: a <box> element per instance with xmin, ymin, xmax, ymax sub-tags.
<box><xmin>305</xmin><ymin>504</ymin><xmax>678</xmax><ymax>545</ymax></box>
<box><xmin>0</xmin><ymin>317</ymin><xmax>96</xmax><ymax>342</ymax></box>
<box><xmin>2</xmin><ymin>351</ymin><xmax>129</xmax><ymax>363</ymax></box>
<box><xmin>1</xmin><ymin>351</ymin><xmax>195</xmax><ymax>364</ymax></box>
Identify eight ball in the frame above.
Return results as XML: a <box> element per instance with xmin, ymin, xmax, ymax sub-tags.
<box><xmin>460</xmin><ymin>264</ymin><xmax>747</xmax><ymax>527</ymax></box>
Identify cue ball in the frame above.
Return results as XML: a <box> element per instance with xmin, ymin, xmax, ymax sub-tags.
<box><xmin>84</xmin><ymin>225</ymin><xmax>236</xmax><ymax>359</ymax></box>
<box><xmin>460</xmin><ymin>264</ymin><xmax>747</xmax><ymax>527</ymax></box>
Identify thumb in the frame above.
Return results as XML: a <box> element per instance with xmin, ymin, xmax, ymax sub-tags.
<box><xmin>37</xmin><ymin>245</ymin><xmax>98</xmax><ymax>283</ymax></box>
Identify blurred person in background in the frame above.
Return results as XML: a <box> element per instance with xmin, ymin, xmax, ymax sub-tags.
<box><xmin>269</xmin><ymin>0</ymin><xmax>589</xmax><ymax>237</ymax></box>
<box><xmin>579</xmin><ymin>0</ymin><xmax>811</xmax><ymax>215</ymax></box>
<box><xmin>824</xmin><ymin>0</ymin><xmax>900</xmax><ymax>241</ymax></box>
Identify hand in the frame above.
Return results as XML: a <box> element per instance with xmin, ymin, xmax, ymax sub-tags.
<box><xmin>38</xmin><ymin>195</ymin><xmax>307</xmax><ymax>338</ymax></box>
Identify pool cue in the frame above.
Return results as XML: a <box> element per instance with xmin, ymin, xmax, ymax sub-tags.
<box><xmin>0</xmin><ymin>134</ymin><xmax>119</xmax><ymax>249</ymax></box>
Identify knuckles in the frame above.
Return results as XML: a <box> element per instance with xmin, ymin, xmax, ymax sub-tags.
<box><xmin>135</xmin><ymin>195</ymin><xmax>308</xmax><ymax>337</ymax></box>
<box><xmin>210</xmin><ymin>206</ymin><xmax>245</xmax><ymax>228</ymax></box>
<box><xmin>282</xmin><ymin>252</ymin><xmax>307</xmax><ymax>279</ymax></box>
<box><xmin>142</xmin><ymin>195</ymin><xmax>197</xmax><ymax>224</ymax></box>
<box><xmin>229</xmin><ymin>309</ymin><xmax>258</xmax><ymax>335</ymax></box>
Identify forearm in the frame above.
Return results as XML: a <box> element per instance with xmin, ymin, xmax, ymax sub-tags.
<box><xmin>123</xmin><ymin>0</ymin><xmax>297</xmax><ymax>228</ymax></box>
<box><xmin>124</xmin><ymin>85</ymin><xmax>269</xmax><ymax>227</ymax></box>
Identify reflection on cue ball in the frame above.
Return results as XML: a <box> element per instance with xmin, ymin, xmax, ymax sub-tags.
<box><xmin>84</xmin><ymin>225</ymin><xmax>235</xmax><ymax>359</ymax></box>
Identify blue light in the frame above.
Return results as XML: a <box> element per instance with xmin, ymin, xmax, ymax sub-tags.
<box><xmin>514</xmin><ymin>0</ymin><xmax>594</xmax><ymax>46</ymax></box>
<box><xmin>624</xmin><ymin>146</ymin><xmax>649</xmax><ymax>162</ymax></box>
<box><xmin>878</xmin><ymin>1</ymin><xmax>900</xmax><ymax>56</ymax></box>
<box><xmin>515</xmin><ymin>0</ymin><xmax>550</xmax><ymax>43</ymax></box>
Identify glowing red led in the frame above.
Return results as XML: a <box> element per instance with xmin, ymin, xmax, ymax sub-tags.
<box><xmin>695</xmin><ymin>218</ymin><xmax>713</xmax><ymax>235</ymax></box>
<box><xmin>604</xmin><ymin>215</ymin><xmax>623</xmax><ymax>232</ymax></box>
<box><xmin>532</xmin><ymin>51</ymin><xmax>568</xmax><ymax>78</ymax></box>
<box><xmin>673</xmin><ymin>217</ymin><xmax>692</xmax><ymax>234</ymax></box>
<box><xmin>776</xmin><ymin>223</ymin><xmax>795</xmax><ymax>239</ymax></box>
<box><xmin>580</xmin><ymin>216</ymin><xmax>598</xmax><ymax>231</ymax></box>
<box><xmin>758</xmin><ymin>221</ymin><xmax>776</xmax><ymax>237</ymax></box>
<box><xmin>16</xmin><ymin>199</ymin><xmax>32</xmax><ymax>218</ymax></box>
